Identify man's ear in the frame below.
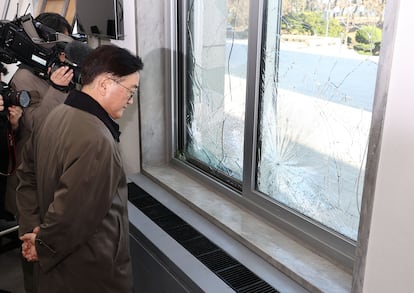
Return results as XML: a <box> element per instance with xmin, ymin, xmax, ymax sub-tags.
<box><xmin>97</xmin><ymin>74</ymin><xmax>110</xmax><ymax>97</ymax></box>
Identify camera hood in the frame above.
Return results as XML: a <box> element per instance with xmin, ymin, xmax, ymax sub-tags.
<box><xmin>20</xmin><ymin>14</ymin><xmax>73</xmax><ymax>49</ymax></box>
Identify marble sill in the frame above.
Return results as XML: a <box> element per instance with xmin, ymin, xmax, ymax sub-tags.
<box><xmin>138</xmin><ymin>164</ymin><xmax>352</xmax><ymax>293</ymax></box>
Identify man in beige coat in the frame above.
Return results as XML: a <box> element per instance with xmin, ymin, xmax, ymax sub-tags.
<box><xmin>17</xmin><ymin>45</ymin><xmax>143</xmax><ymax>293</ymax></box>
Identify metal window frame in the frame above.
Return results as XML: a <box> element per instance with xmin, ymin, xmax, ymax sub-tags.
<box><xmin>172</xmin><ymin>0</ymin><xmax>393</xmax><ymax>272</ymax></box>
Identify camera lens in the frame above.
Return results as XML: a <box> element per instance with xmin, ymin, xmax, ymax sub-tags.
<box><xmin>5</xmin><ymin>90</ymin><xmax>31</xmax><ymax>108</ymax></box>
<box><xmin>15</xmin><ymin>90</ymin><xmax>31</xmax><ymax>108</ymax></box>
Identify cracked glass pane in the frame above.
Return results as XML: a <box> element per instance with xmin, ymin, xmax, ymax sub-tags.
<box><xmin>183</xmin><ymin>0</ymin><xmax>384</xmax><ymax>240</ymax></box>
<box><xmin>256</xmin><ymin>0</ymin><xmax>383</xmax><ymax>240</ymax></box>
<box><xmin>184</xmin><ymin>0</ymin><xmax>248</xmax><ymax>182</ymax></box>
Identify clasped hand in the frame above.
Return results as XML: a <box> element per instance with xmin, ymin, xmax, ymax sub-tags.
<box><xmin>20</xmin><ymin>226</ymin><xmax>40</xmax><ymax>262</ymax></box>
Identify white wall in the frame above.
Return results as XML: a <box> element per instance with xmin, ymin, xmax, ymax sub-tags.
<box><xmin>362</xmin><ymin>1</ymin><xmax>414</xmax><ymax>292</ymax></box>
<box><xmin>1</xmin><ymin>0</ymin><xmax>33</xmax><ymax>19</ymax></box>
<box><xmin>110</xmin><ymin>0</ymin><xmax>141</xmax><ymax>175</ymax></box>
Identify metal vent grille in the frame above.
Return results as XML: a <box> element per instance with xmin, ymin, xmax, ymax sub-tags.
<box><xmin>128</xmin><ymin>182</ymin><xmax>280</xmax><ymax>293</ymax></box>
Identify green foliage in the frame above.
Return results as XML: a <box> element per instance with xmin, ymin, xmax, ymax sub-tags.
<box><xmin>353</xmin><ymin>26</ymin><xmax>382</xmax><ymax>55</ymax></box>
<box><xmin>354</xmin><ymin>41</ymin><xmax>381</xmax><ymax>55</ymax></box>
<box><xmin>323</xmin><ymin>17</ymin><xmax>343</xmax><ymax>37</ymax></box>
<box><xmin>355</xmin><ymin>25</ymin><xmax>382</xmax><ymax>44</ymax></box>
<box><xmin>281</xmin><ymin>12</ymin><xmax>344</xmax><ymax>37</ymax></box>
<box><xmin>282</xmin><ymin>13</ymin><xmax>313</xmax><ymax>35</ymax></box>
<box><xmin>280</xmin><ymin>12</ymin><xmax>383</xmax><ymax>56</ymax></box>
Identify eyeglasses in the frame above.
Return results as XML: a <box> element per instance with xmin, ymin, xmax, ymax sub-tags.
<box><xmin>109</xmin><ymin>78</ymin><xmax>138</xmax><ymax>100</ymax></box>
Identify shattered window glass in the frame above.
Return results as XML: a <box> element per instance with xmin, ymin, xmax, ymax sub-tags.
<box><xmin>256</xmin><ymin>1</ymin><xmax>382</xmax><ymax>240</ymax></box>
<box><xmin>184</xmin><ymin>0</ymin><xmax>248</xmax><ymax>184</ymax></box>
<box><xmin>183</xmin><ymin>0</ymin><xmax>384</xmax><ymax>240</ymax></box>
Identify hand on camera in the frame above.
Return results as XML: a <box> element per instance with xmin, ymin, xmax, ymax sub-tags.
<box><xmin>8</xmin><ymin>105</ymin><xmax>23</xmax><ymax>130</ymax></box>
<box><xmin>0</xmin><ymin>93</ymin><xmax>23</xmax><ymax>130</ymax></box>
<box><xmin>49</xmin><ymin>66</ymin><xmax>74</xmax><ymax>87</ymax></box>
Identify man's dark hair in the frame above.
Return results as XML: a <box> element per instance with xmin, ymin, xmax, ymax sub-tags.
<box><xmin>35</xmin><ymin>12</ymin><xmax>73</xmax><ymax>34</ymax></box>
<box><xmin>81</xmin><ymin>45</ymin><xmax>144</xmax><ymax>86</ymax></box>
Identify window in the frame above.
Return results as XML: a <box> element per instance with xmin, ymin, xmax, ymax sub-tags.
<box><xmin>178</xmin><ymin>0</ymin><xmax>249</xmax><ymax>189</ymax></box>
<box><xmin>176</xmin><ymin>0</ymin><xmax>385</xmax><ymax>268</ymax></box>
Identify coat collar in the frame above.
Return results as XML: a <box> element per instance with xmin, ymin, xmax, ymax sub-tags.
<box><xmin>64</xmin><ymin>90</ymin><xmax>121</xmax><ymax>142</ymax></box>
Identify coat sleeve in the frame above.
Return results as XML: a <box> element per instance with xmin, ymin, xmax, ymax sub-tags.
<box><xmin>13</xmin><ymin>69</ymin><xmax>68</xmax><ymax>233</ymax></box>
<box><xmin>10</xmin><ymin>68</ymin><xmax>68</xmax><ymax>133</ymax></box>
<box><xmin>34</xmin><ymin>131</ymin><xmax>123</xmax><ymax>272</ymax></box>
<box><xmin>16</xmin><ymin>132</ymin><xmax>41</xmax><ymax>234</ymax></box>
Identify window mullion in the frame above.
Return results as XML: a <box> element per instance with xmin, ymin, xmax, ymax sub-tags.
<box><xmin>242</xmin><ymin>0</ymin><xmax>265</xmax><ymax>196</ymax></box>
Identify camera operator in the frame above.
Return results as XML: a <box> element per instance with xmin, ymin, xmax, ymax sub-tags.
<box><xmin>0</xmin><ymin>63</ymin><xmax>23</xmax><ymax>221</ymax></box>
<box><xmin>4</xmin><ymin>12</ymin><xmax>73</xmax><ymax>219</ymax></box>
<box><xmin>4</xmin><ymin>12</ymin><xmax>73</xmax><ymax>293</ymax></box>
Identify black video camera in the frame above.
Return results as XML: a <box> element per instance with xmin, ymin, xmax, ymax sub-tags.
<box><xmin>0</xmin><ymin>14</ymin><xmax>86</xmax><ymax>84</ymax></box>
<box><xmin>0</xmin><ymin>81</ymin><xmax>31</xmax><ymax>114</ymax></box>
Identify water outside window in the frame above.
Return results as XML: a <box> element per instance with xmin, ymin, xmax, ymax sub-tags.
<box><xmin>183</xmin><ymin>0</ymin><xmax>384</xmax><ymax>240</ymax></box>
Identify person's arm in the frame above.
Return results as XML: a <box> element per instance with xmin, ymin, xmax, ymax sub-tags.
<box><xmin>10</xmin><ymin>68</ymin><xmax>71</xmax><ymax>129</ymax></box>
<box><xmin>13</xmin><ymin>68</ymin><xmax>71</xmax><ymax>234</ymax></box>
<box><xmin>16</xmin><ymin>132</ymin><xmax>42</xmax><ymax>235</ymax></box>
<box><xmin>40</xmin><ymin>66</ymin><xmax>73</xmax><ymax>112</ymax></box>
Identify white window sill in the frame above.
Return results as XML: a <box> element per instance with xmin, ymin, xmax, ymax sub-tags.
<box><xmin>130</xmin><ymin>165</ymin><xmax>352</xmax><ymax>292</ymax></box>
